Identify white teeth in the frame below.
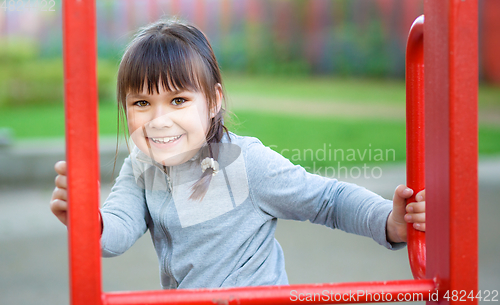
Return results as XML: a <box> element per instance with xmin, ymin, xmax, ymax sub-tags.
<box><xmin>150</xmin><ymin>135</ymin><xmax>181</xmax><ymax>144</ymax></box>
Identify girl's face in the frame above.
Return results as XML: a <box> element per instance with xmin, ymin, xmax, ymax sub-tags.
<box><xmin>126</xmin><ymin>83</ymin><xmax>220</xmax><ymax>166</ymax></box>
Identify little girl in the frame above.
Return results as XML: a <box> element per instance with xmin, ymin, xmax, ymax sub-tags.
<box><xmin>50</xmin><ymin>19</ymin><xmax>426</xmax><ymax>289</ymax></box>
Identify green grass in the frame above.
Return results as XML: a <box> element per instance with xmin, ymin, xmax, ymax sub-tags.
<box><xmin>478</xmin><ymin>126</ymin><xmax>500</xmax><ymax>154</ymax></box>
<box><xmin>228</xmin><ymin>111</ymin><xmax>406</xmax><ymax>169</ymax></box>
<box><xmin>223</xmin><ymin>73</ymin><xmax>407</xmax><ymax>105</ymax></box>
<box><xmin>0</xmin><ymin>102</ymin><xmax>120</xmax><ymax>138</ymax></box>
<box><xmin>223</xmin><ymin>73</ymin><xmax>500</xmax><ymax>108</ymax></box>
<box><xmin>227</xmin><ymin>110</ymin><xmax>500</xmax><ymax>169</ymax></box>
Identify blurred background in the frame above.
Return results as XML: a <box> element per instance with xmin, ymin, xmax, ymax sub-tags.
<box><xmin>0</xmin><ymin>0</ymin><xmax>499</xmax><ymax>304</ymax></box>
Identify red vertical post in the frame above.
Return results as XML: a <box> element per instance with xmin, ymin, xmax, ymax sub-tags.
<box><xmin>405</xmin><ymin>15</ymin><xmax>426</xmax><ymax>280</ymax></box>
<box><xmin>424</xmin><ymin>1</ymin><xmax>478</xmax><ymax>304</ymax></box>
<box><xmin>62</xmin><ymin>0</ymin><xmax>102</xmax><ymax>305</ymax></box>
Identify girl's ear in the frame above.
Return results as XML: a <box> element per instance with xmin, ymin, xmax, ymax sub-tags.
<box><xmin>211</xmin><ymin>83</ymin><xmax>223</xmax><ymax>118</ymax></box>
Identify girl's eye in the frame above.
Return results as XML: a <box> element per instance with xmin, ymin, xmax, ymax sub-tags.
<box><xmin>134</xmin><ymin>100</ymin><xmax>149</xmax><ymax>107</ymax></box>
<box><xmin>171</xmin><ymin>98</ymin><xmax>186</xmax><ymax>106</ymax></box>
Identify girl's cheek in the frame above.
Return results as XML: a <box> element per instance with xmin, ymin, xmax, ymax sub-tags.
<box><xmin>190</xmin><ymin>104</ymin><xmax>211</xmax><ymax>131</ymax></box>
<box><xmin>127</xmin><ymin>111</ymin><xmax>145</xmax><ymax>133</ymax></box>
<box><xmin>129</xmin><ymin>125</ymin><xmax>148</xmax><ymax>154</ymax></box>
<box><xmin>127</xmin><ymin>120</ymin><xmax>139</xmax><ymax>134</ymax></box>
<box><xmin>126</xmin><ymin>110</ymin><xmax>134</xmax><ymax>130</ymax></box>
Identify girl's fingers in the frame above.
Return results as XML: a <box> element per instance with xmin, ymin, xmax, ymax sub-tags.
<box><xmin>406</xmin><ymin>201</ymin><xmax>425</xmax><ymax>213</ymax></box>
<box><xmin>50</xmin><ymin>198</ymin><xmax>68</xmax><ymax>213</ymax></box>
<box><xmin>404</xmin><ymin>189</ymin><xmax>426</xmax><ymax>232</ymax></box>
<box><xmin>52</xmin><ymin>161</ymin><xmax>69</xmax><ymax>226</ymax></box>
<box><xmin>50</xmin><ymin>199</ymin><xmax>68</xmax><ymax>225</ymax></box>
<box><xmin>404</xmin><ymin>212</ymin><xmax>426</xmax><ymax>224</ymax></box>
<box><xmin>413</xmin><ymin>223</ymin><xmax>426</xmax><ymax>232</ymax></box>
<box><xmin>55</xmin><ymin>161</ymin><xmax>67</xmax><ymax>175</ymax></box>
<box><xmin>392</xmin><ymin>185</ymin><xmax>413</xmax><ymax>223</ymax></box>
<box><xmin>395</xmin><ymin>184</ymin><xmax>414</xmax><ymax>200</ymax></box>
<box><xmin>416</xmin><ymin>189</ymin><xmax>425</xmax><ymax>202</ymax></box>
<box><xmin>52</xmin><ymin>187</ymin><xmax>68</xmax><ymax>201</ymax></box>
<box><xmin>55</xmin><ymin>174</ymin><xmax>67</xmax><ymax>189</ymax></box>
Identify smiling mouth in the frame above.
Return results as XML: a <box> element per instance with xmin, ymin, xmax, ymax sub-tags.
<box><xmin>149</xmin><ymin>135</ymin><xmax>182</xmax><ymax>144</ymax></box>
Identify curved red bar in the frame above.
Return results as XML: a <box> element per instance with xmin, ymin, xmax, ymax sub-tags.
<box><xmin>102</xmin><ymin>279</ymin><xmax>437</xmax><ymax>305</ymax></box>
<box><xmin>405</xmin><ymin>16</ymin><xmax>426</xmax><ymax>280</ymax></box>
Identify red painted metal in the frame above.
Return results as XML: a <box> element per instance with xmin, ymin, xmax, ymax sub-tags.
<box><xmin>405</xmin><ymin>15</ymin><xmax>426</xmax><ymax>280</ymax></box>
<box><xmin>424</xmin><ymin>0</ymin><xmax>478</xmax><ymax>304</ymax></box>
<box><xmin>102</xmin><ymin>280</ymin><xmax>436</xmax><ymax>305</ymax></box>
<box><xmin>62</xmin><ymin>0</ymin><xmax>102</xmax><ymax>304</ymax></box>
<box><xmin>62</xmin><ymin>1</ymin><xmax>479</xmax><ymax>304</ymax></box>
<box><xmin>448</xmin><ymin>0</ymin><xmax>479</xmax><ymax>301</ymax></box>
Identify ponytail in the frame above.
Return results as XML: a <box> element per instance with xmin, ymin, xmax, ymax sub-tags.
<box><xmin>188</xmin><ymin>141</ymin><xmax>220</xmax><ymax>201</ymax></box>
<box><xmin>187</xmin><ymin>104</ymin><xmax>231</xmax><ymax>201</ymax></box>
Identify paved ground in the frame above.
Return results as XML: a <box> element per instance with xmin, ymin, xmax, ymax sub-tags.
<box><xmin>0</xmin><ymin>157</ymin><xmax>499</xmax><ymax>305</ymax></box>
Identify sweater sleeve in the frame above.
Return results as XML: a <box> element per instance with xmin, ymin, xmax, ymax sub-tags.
<box><xmin>244</xmin><ymin>138</ymin><xmax>405</xmax><ymax>250</ymax></box>
<box><xmin>100</xmin><ymin>156</ymin><xmax>149</xmax><ymax>257</ymax></box>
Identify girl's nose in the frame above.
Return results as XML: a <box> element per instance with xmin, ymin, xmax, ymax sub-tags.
<box><xmin>147</xmin><ymin>108</ymin><xmax>174</xmax><ymax>129</ymax></box>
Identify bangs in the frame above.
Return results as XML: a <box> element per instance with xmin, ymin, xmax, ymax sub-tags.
<box><xmin>118</xmin><ymin>33</ymin><xmax>210</xmax><ymax>98</ymax></box>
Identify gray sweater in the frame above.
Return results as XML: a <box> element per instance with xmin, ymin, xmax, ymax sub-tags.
<box><xmin>100</xmin><ymin>131</ymin><xmax>404</xmax><ymax>289</ymax></box>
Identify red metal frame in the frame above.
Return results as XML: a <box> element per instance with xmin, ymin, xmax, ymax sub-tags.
<box><xmin>101</xmin><ymin>280</ymin><xmax>435</xmax><ymax>305</ymax></box>
<box><xmin>62</xmin><ymin>0</ymin><xmax>478</xmax><ymax>304</ymax></box>
<box><xmin>63</xmin><ymin>0</ymin><xmax>102</xmax><ymax>305</ymax></box>
<box><xmin>424</xmin><ymin>1</ymin><xmax>478</xmax><ymax>304</ymax></box>
<box><xmin>405</xmin><ymin>15</ymin><xmax>426</xmax><ymax>280</ymax></box>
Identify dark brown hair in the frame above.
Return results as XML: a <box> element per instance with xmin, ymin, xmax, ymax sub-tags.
<box><xmin>116</xmin><ymin>18</ymin><xmax>230</xmax><ymax>201</ymax></box>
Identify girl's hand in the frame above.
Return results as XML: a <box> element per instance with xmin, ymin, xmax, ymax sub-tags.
<box><xmin>50</xmin><ymin>161</ymin><xmax>69</xmax><ymax>226</ymax></box>
<box><xmin>386</xmin><ymin>185</ymin><xmax>426</xmax><ymax>243</ymax></box>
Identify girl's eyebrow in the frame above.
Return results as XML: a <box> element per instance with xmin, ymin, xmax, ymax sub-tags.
<box><xmin>126</xmin><ymin>90</ymin><xmax>187</xmax><ymax>99</ymax></box>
